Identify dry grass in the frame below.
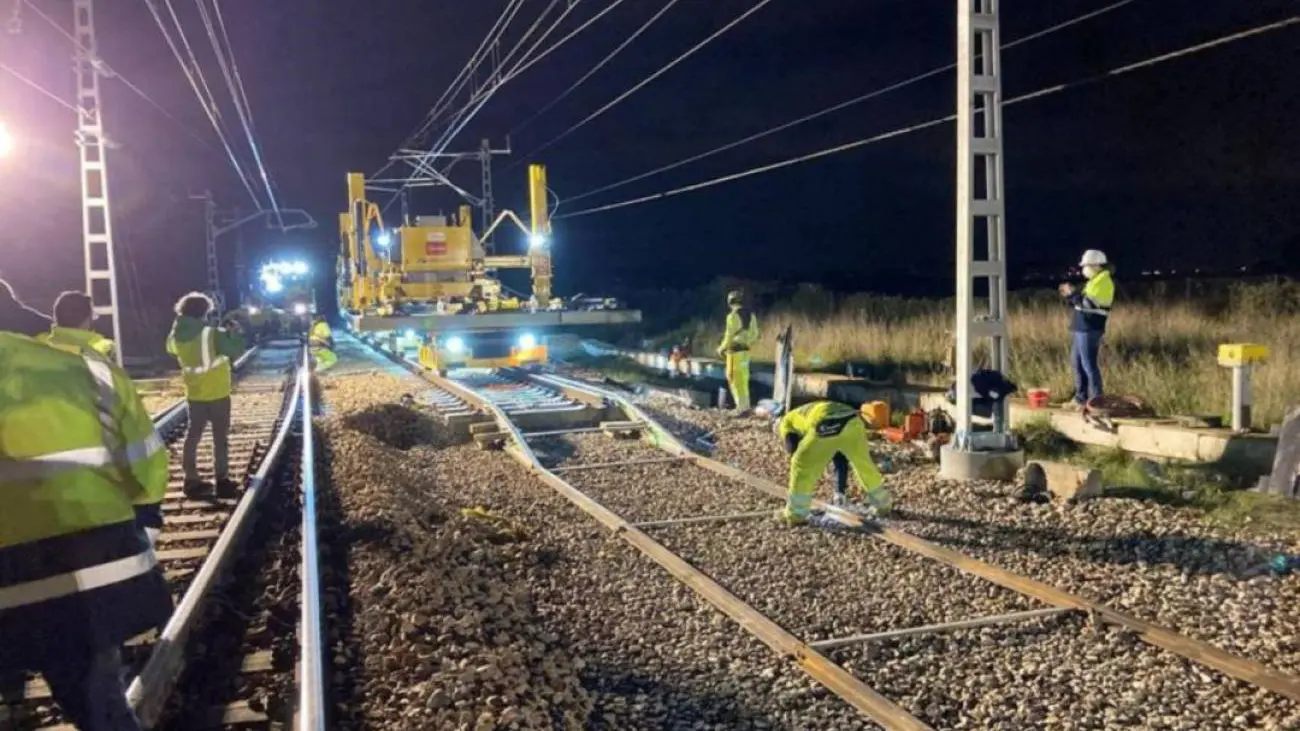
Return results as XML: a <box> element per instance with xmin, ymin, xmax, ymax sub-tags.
<box><xmin>661</xmin><ymin>282</ymin><xmax>1300</xmax><ymax>428</ymax></box>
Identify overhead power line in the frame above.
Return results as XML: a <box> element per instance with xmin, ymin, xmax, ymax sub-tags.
<box><xmin>195</xmin><ymin>0</ymin><xmax>283</xmax><ymax>228</ymax></box>
<box><xmin>142</xmin><ymin>0</ymin><xmax>264</xmax><ymax>209</ymax></box>
<box><xmin>555</xmin><ymin>15</ymin><xmax>1300</xmax><ymax>220</ymax></box>
<box><xmin>18</xmin><ymin>0</ymin><xmax>214</xmax><ymax>150</ymax></box>
<box><xmin>513</xmin><ymin>0</ymin><xmax>779</xmax><ymax>166</ymax></box>
<box><xmin>565</xmin><ymin>0</ymin><xmax>1142</xmax><ymax>205</ymax></box>
<box><xmin>0</xmin><ymin>61</ymin><xmax>79</xmax><ymax>112</ymax></box>
<box><xmin>509</xmin><ymin>0</ymin><xmax>682</xmax><ymax>138</ymax></box>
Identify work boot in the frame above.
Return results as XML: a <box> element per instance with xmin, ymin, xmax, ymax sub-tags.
<box><xmin>183</xmin><ymin>479</ymin><xmax>212</xmax><ymax>499</ymax></box>
<box><xmin>215</xmin><ymin>478</ymin><xmax>240</xmax><ymax>500</ymax></box>
<box><xmin>830</xmin><ymin>492</ymin><xmax>848</xmax><ymax>508</ymax></box>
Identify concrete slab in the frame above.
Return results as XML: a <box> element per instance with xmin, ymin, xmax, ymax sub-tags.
<box><xmin>939</xmin><ymin>446</ymin><xmax>1024</xmax><ymax>481</ymax></box>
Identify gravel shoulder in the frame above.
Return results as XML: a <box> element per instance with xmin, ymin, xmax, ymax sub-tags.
<box><xmin>318</xmin><ymin>372</ymin><xmax>874</xmax><ymax>730</ymax></box>
<box><xmin>600</xmin><ymin>387</ymin><xmax>1300</xmax><ymax>727</ymax></box>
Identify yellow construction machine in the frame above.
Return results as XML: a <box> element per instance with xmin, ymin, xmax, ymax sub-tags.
<box><xmin>338</xmin><ymin>164</ymin><xmax>640</xmax><ymax>372</ymax></box>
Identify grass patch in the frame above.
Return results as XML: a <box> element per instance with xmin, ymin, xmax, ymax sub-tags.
<box><xmin>659</xmin><ymin>280</ymin><xmax>1300</xmax><ymax>428</ymax></box>
<box><xmin>1014</xmin><ymin>421</ymin><xmax>1300</xmax><ymax>533</ymax></box>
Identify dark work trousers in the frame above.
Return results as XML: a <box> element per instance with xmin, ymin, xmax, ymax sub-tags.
<box><xmin>1071</xmin><ymin>330</ymin><xmax>1105</xmax><ymax>404</ymax></box>
<box><xmin>783</xmin><ymin>432</ymin><xmax>850</xmax><ymax>496</ymax></box>
<box><xmin>0</xmin><ymin>646</ymin><xmax>140</xmax><ymax>731</ymax></box>
<box><xmin>183</xmin><ymin>397</ymin><xmax>231</xmax><ymax>483</ymax></box>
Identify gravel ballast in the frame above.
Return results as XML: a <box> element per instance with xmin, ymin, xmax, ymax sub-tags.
<box><xmin>318</xmin><ymin>371</ymin><xmax>873</xmax><ymax>730</ymax></box>
<box><xmin>614</xmin><ymin>389</ymin><xmax>1300</xmax><ymax>727</ymax></box>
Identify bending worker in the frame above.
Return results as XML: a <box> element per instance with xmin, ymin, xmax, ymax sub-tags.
<box><xmin>716</xmin><ymin>290</ymin><xmax>759</xmax><ymax>415</ymax></box>
<box><xmin>1059</xmin><ymin>249</ymin><xmax>1115</xmax><ymax>407</ymax></box>
<box><xmin>166</xmin><ymin>293</ymin><xmax>244</xmax><ymax>499</ymax></box>
<box><xmin>39</xmin><ymin>290</ymin><xmax>115</xmax><ymax>360</ymax></box>
<box><xmin>0</xmin><ymin>331</ymin><xmax>171</xmax><ymax>731</ymax></box>
<box><xmin>308</xmin><ymin>315</ymin><xmax>336</xmax><ymax>372</ymax></box>
<box><xmin>777</xmin><ymin>400</ymin><xmax>891</xmax><ymax>526</ymax></box>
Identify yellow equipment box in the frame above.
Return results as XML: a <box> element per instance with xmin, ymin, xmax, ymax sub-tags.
<box><xmin>1217</xmin><ymin>343</ymin><xmax>1269</xmax><ymax>367</ymax></box>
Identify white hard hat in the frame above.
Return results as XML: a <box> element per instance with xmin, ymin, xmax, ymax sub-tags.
<box><xmin>1080</xmin><ymin>250</ymin><xmax>1108</xmax><ymax>267</ymax></box>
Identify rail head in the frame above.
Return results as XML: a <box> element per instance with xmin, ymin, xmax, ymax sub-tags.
<box><xmin>127</xmin><ymin>345</ymin><xmax>303</xmax><ymax>728</ymax></box>
<box><xmin>297</xmin><ymin>348</ymin><xmax>327</xmax><ymax>731</ymax></box>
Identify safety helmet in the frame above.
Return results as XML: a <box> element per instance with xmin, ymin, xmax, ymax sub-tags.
<box><xmin>726</xmin><ymin>290</ymin><xmax>744</xmax><ymax>306</ymax></box>
<box><xmin>1079</xmin><ymin>250</ymin><xmax>1108</xmax><ymax>267</ymax></box>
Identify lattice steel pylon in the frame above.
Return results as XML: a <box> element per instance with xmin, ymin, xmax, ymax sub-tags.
<box><xmin>951</xmin><ymin>0</ymin><xmax>1013</xmax><ymax>450</ymax></box>
<box><xmin>74</xmin><ymin>0</ymin><xmax>124</xmax><ymax>365</ymax></box>
<box><xmin>480</xmin><ymin>138</ymin><xmax>495</xmax><ymax>253</ymax></box>
<box><xmin>193</xmin><ymin>191</ymin><xmax>224</xmax><ymax>312</ymax></box>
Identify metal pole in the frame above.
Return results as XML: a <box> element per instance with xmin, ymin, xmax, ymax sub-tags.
<box><xmin>1231</xmin><ymin>365</ymin><xmax>1252</xmax><ymax>432</ymax></box>
<box><xmin>74</xmin><ymin>0</ymin><xmax>124</xmax><ymax>366</ymax></box>
<box><xmin>953</xmin><ymin>0</ymin><xmax>1010</xmax><ymax>446</ymax></box>
<box><xmin>480</xmin><ymin>137</ymin><xmax>494</xmax><ymax>252</ymax></box>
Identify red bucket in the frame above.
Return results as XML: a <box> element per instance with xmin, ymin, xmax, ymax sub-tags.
<box><xmin>1027</xmin><ymin>388</ymin><xmax>1051</xmax><ymax>409</ymax></box>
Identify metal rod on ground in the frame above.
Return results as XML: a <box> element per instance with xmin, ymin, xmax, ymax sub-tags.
<box><xmin>549</xmin><ymin>456</ymin><xmax>688</xmax><ymax>473</ymax></box>
<box><xmin>631</xmin><ymin>510</ymin><xmax>774</xmax><ymax>529</ymax></box>
<box><xmin>809</xmin><ymin>608</ymin><xmax>1074</xmax><ymax>650</ymax></box>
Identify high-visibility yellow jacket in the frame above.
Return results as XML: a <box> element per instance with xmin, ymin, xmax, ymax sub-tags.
<box><xmin>0</xmin><ymin>332</ymin><xmax>172</xmax><ymax>657</ymax></box>
<box><xmin>1067</xmin><ymin>269</ymin><xmax>1115</xmax><ymax>334</ymax></box>
<box><xmin>778</xmin><ymin>400</ymin><xmax>860</xmax><ymax>442</ymax></box>
<box><xmin>719</xmin><ymin>306</ymin><xmax>759</xmax><ymax>355</ymax></box>
<box><xmin>166</xmin><ymin>316</ymin><xmax>244</xmax><ymax>402</ymax></box>
<box><xmin>38</xmin><ymin>326</ymin><xmax>115</xmax><ymax>360</ymax></box>
<box><xmin>309</xmin><ymin>320</ymin><xmax>332</xmax><ymax>349</ymax></box>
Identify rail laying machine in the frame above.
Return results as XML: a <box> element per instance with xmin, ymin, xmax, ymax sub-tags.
<box><xmin>338</xmin><ymin>164</ymin><xmax>640</xmax><ymax>372</ymax></box>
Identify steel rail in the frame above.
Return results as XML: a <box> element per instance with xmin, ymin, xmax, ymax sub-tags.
<box><xmin>296</xmin><ymin>350</ymin><xmax>327</xmax><ymax>731</ymax></box>
<box><xmin>127</xmin><ymin>346</ymin><xmax>307</xmax><ymax>727</ymax></box>
<box><xmin>360</xmin><ymin>352</ymin><xmax>933</xmax><ymax>731</ymax></box>
<box><xmin>542</xmin><ymin>371</ymin><xmax>1300</xmax><ymax>704</ymax></box>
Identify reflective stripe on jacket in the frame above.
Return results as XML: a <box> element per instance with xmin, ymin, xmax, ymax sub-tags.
<box><xmin>0</xmin><ymin>332</ymin><xmax>168</xmax><ymax>615</ymax></box>
<box><xmin>1068</xmin><ymin>270</ymin><xmax>1114</xmax><ymax>333</ymax></box>
<box><xmin>167</xmin><ymin>318</ymin><xmax>238</xmax><ymax>402</ymax></box>
<box><xmin>720</xmin><ymin>307</ymin><xmax>760</xmax><ymax>354</ymax></box>
<box><xmin>778</xmin><ymin>401</ymin><xmax>859</xmax><ymax>442</ymax></box>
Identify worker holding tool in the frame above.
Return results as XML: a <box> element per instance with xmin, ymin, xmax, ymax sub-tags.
<box><xmin>166</xmin><ymin>292</ymin><xmax>245</xmax><ymax>500</ymax></box>
<box><xmin>1059</xmin><ymin>249</ymin><xmax>1115</xmax><ymax>408</ymax></box>
<box><xmin>0</xmin><ymin>331</ymin><xmax>170</xmax><ymax>731</ymax></box>
<box><xmin>308</xmin><ymin>315</ymin><xmax>337</xmax><ymax>372</ymax></box>
<box><xmin>39</xmin><ymin>291</ymin><xmax>115</xmax><ymax>360</ymax></box>
<box><xmin>717</xmin><ymin>290</ymin><xmax>759</xmax><ymax>416</ymax></box>
<box><xmin>776</xmin><ymin>400</ymin><xmax>893</xmax><ymax>526</ymax></box>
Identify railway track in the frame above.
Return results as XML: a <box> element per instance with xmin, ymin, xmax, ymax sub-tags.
<box><xmin>348</xmin><ymin>333</ymin><xmax>1300</xmax><ymax>729</ymax></box>
<box><xmin>12</xmin><ymin>341</ymin><xmax>327</xmax><ymax>731</ymax></box>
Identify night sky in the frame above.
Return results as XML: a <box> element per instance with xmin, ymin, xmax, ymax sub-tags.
<box><xmin>0</xmin><ymin>0</ymin><xmax>1296</xmax><ymax>315</ymax></box>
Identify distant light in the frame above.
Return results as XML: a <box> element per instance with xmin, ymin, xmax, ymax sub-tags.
<box><xmin>291</xmin><ymin>260</ymin><xmax>308</xmax><ymax>275</ymax></box>
<box><xmin>376</xmin><ymin>232</ymin><xmax>392</xmax><ymax>249</ymax></box>
<box><xmin>0</xmin><ymin>122</ymin><xmax>12</xmax><ymax>158</ymax></box>
<box><xmin>293</xmin><ymin>303</ymin><xmax>308</xmax><ymax>315</ymax></box>
<box><xmin>529</xmin><ymin>234</ymin><xmax>546</xmax><ymax>249</ymax></box>
<box><xmin>403</xmin><ymin>329</ymin><xmax>416</xmax><ymax>340</ymax></box>
<box><xmin>518</xmin><ymin>333</ymin><xmax>537</xmax><ymax>350</ymax></box>
<box><xmin>263</xmin><ymin>276</ymin><xmax>284</xmax><ymax>293</ymax></box>
<box><xmin>445</xmin><ymin>335</ymin><xmax>465</xmax><ymax>354</ymax></box>
<box><xmin>247</xmin><ymin>306</ymin><xmax>260</xmax><ymax>315</ymax></box>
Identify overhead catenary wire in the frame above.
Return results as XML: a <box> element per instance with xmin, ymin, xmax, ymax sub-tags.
<box><xmin>564</xmin><ymin>0</ymin><xmax>1142</xmax><ymax>205</ymax></box>
<box><xmin>513</xmin><ymin>0</ymin><xmax>779</xmax><ymax>167</ymax></box>
<box><xmin>555</xmin><ymin>15</ymin><xmax>1300</xmax><ymax>220</ymax></box>
<box><xmin>0</xmin><ymin>62</ymin><xmax>79</xmax><ymax>112</ymax></box>
<box><xmin>421</xmin><ymin>0</ymin><xmax>623</xmax><ymax>161</ymax></box>
<box><xmin>17</xmin><ymin>0</ymin><xmax>215</xmax><ymax>151</ymax></box>
<box><xmin>195</xmin><ymin>0</ymin><xmax>283</xmax><ymax>229</ymax></box>
<box><xmin>141</xmin><ymin>0</ymin><xmax>263</xmax><ymax>210</ymax></box>
<box><xmin>509</xmin><ymin>0</ymin><xmax>682</xmax><ymax>138</ymax></box>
